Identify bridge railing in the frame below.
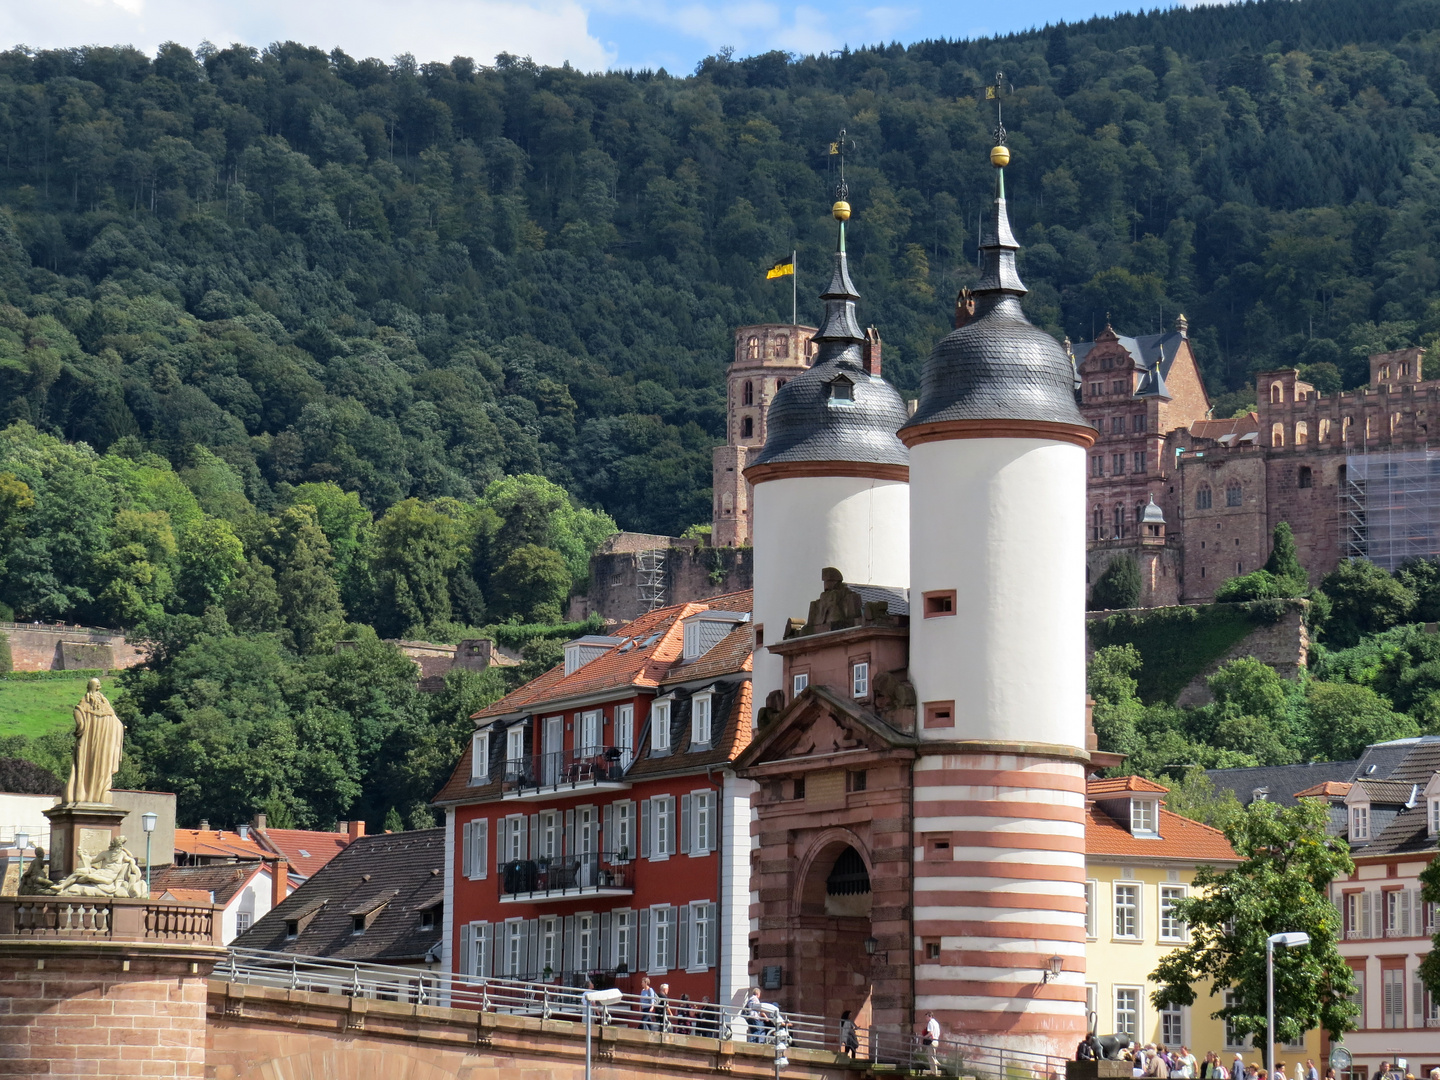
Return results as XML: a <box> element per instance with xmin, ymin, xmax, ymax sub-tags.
<box><xmin>217</xmin><ymin>948</ymin><xmax>1067</xmax><ymax>1077</ymax></box>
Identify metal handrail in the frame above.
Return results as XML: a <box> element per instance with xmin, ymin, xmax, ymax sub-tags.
<box><xmin>217</xmin><ymin>947</ymin><xmax>1067</xmax><ymax>1075</ymax></box>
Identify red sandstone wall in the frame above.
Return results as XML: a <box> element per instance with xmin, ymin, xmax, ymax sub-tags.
<box><xmin>2</xmin><ymin>624</ymin><xmax>149</xmax><ymax>672</ymax></box>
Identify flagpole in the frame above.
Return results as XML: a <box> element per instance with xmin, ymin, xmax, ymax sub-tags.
<box><xmin>792</xmin><ymin>249</ymin><xmax>797</xmax><ymax>326</ymax></box>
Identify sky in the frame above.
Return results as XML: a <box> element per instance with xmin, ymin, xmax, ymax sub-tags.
<box><xmin>1</xmin><ymin>0</ymin><xmax>1199</xmax><ymax>76</ymax></box>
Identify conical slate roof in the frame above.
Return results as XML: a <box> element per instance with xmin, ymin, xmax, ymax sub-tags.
<box><xmin>749</xmin><ymin>220</ymin><xmax>908</xmax><ymax>471</ymax></box>
<box><xmin>901</xmin><ymin>166</ymin><xmax>1091</xmax><ymax>433</ymax></box>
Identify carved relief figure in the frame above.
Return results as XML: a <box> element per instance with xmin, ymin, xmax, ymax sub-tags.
<box><xmin>48</xmin><ymin>837</ymin><xmax>148</xmax><ymax>899</ymax></box>
<box><xmin>63</xmin><ymin>678</ymin><xmax>125</xmax><ymax>805</ymax></box>
<box><xmin>17</xmin><ymin>845</ymin><xmax>56</xmax><ymax>895</ymax></box>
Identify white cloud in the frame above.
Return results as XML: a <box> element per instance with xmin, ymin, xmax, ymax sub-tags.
<box><xmin>0</xmin><ymin>0</ymin><xmax>613</xmax><ymax>71</ymax></box>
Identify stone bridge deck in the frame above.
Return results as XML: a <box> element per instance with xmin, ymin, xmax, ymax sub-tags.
<box><xmin>207</xmin><ymin>980</ymin><xmax>878</xmax><ymax>1080</ymax></box>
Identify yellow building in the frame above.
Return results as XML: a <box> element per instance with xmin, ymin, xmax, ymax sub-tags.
<box><xmin>1084</xmin><ymin>776</ymin><xmax>1323</xmax><ymax>1067</ymax></box>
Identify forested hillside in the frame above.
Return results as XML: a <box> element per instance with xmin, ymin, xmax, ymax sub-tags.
<box><xmin>3</xmin><ymin>0</ymin><xmax>1440</xmax><ymax>543</ymax></box>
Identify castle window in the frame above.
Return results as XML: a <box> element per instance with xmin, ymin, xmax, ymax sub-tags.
<box><xmin>1092</xmin><ymin>456</ymin><xmax>1103</xmax><ymax>477</ymax></box>
<box><xmin>923</xmin><ymin>590</ymin><xmax>957</xmax><ymax>618</ymax></box>
<box><xmin>777</xmin><ymin>378</ymin><xmax>787</xmax><ymax>389</ymax></box>
<box><xmin>741</xmin><ymin>416</ymin><xmax>753</xmax><ymax>438</ymax></box>
<box><xmin>1270</xmin><ymin>382</ymin><xmax>1282</xmax><ymax>404</ymax></box>
<box><xmin>1112</xmin><ymin>416</ymin><xmax>1124</xmax><ymax>434</ymax></box>
<box><xmin>1392</xmin><ymin>413</ymin><xmax>1401</xmax><ymax>436</ymax></box>
<box><xmin>1319</xmin><ymin>418</ymin><xmax>1331</xmax><ymax>442</ymax></box>
<box><xmin>1403</xmin><ymin>362</ymin><xmax>1411</xmax><ymax>377</ymax></box>
<box><xmin>1342</xmin><ymin>416</ymin><xmax>1352</xmax><ymax>440</ymax></box>
<box><xmin>1271</xmin><ymin>422</ymin><xmax>1284</xmax><ymax>447</ymax></box>
<box><xmin>1134</xmin><ymin>503</ymin><xmax>1145</xmax><ymax>524</ymax></box>
<box><xmin>1090</xmin><ymin>382</ymin><xmax>1102</xmax><ymax>397</ymax></box>
<box><xmin>1112</xmin><ymin>454</ymin><xmax>1125</xmax><ymax>475</ymax></box>
<box><xmin>746</xmin><ymin>336</ymin><xmax>759</xmax><ymax>359</ymax></box>
<box><xmin>1295</xmin><ymin>421</ymin><xmax>1308</xmax><ymax>445</ymax></box>
<box><xmin>1113</xmin><ymin>505</ymin><xmax>1124</xmax><ymax>537</ymax></box>
<box><xmin>1112</xmin><ymin>380</ymin><xmax>1125</xmax><ymax>394</ymax></box>
<box><xmin>1226</xmin><ymin>484</ymin><xmax>1242</xmax><ymax>507</ymax></box>
<box><xmin>1196</xmin><ymin>486</ymin><xmax>1212</xmax><ymax>510</ymax></box>
<box><xmin>1134</xmin><ymin>451</ymin><xmax>1146</xmax><ymax>473</ymax></box>
<box><xmin>743</xmin><ymin>381</ymin><xmax>753</xmax><ymax>406</ymax></box>
<box><xmin>1132</xmin><ymin>414</ymin><xmax>1144</xmax><ymax>432</ymax></box>
<box><xmin>1381</xmin><ymin>365</ymin><xmax>1392</xmax><ymax>381</ymax></box>
<box><xmin>1298</xmin><ymin>466</ymin><xmax>1313</xmax><ymax>489</ymax></box>
<box><xmin>775</xmin><ymin>336</ymin><xmax>788</xmax><ymax>359</ymax></box>
<box><xmin>1093</xmin><ymin>506</ymin><xmax>1104</xmax><ymax>541</ymax></box>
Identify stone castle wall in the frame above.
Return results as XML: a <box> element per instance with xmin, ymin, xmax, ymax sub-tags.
<box><xmin>1</xmin><ymin>623</ymin><xmax>149</xmax><ymax>672</ymax></box>
<box><xmin>572</xmin><ymin>541</ymin><xmax>753</xmax><ymax>627</ymax></box>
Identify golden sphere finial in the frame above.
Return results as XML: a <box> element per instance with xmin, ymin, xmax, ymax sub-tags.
<box><xmin>990</xmin><ymin>144</ymin><xmax>1011</xmax><ymax>168</ymax></box>
<box><xmin>832</xmin><ymin>200</ymin><xmax>851</xmax><ymax>221</ymax></box>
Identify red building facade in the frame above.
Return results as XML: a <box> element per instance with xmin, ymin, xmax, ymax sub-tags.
<box><xmin>436</xmin><ymin>592</ymin><xmax>756</xmax><ymax>1008</ymax></box>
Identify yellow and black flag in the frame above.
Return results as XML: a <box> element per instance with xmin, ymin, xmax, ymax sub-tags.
<box><xmin>765</xmin><ymin>257</ymin><xmax>795</xmax><ymax>280</ymax></box>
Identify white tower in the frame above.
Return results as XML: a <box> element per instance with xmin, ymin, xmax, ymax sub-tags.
<box><xmin>745</xmin><ymin>199</ymin><xmax>910</xmax><ymax>718</ymax></box>
<box><xmin>898</xmin><ymin>138</ymin><xmax>1096</xmax><ymax>1057</ymax></box>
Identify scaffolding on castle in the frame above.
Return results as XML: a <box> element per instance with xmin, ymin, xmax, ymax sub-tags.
<box><xmin>636</xmin><ymin>548</ymin><xmax>666</xmax><ymax>611</ymax></box>
<box><xmin>1341</xmin><ymin>450</ymin><xmax>1440</xmax><ymax>570</ymax></box>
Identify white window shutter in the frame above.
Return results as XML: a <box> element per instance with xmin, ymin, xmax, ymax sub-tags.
<box><xmin>678</xmin><ymin>904</ymin><xmax>692</xmax><ymax>970</ymax></box>
<box><xmin>462</xmin><ymin>822</ymin><xmax>473</xmax><ymax>879</ymax></box>
<box><xmin>1402</xmin><ymin>890</ymin><xmax>1413</xmax><ymax>937</ymax></box>
<box><xmin>528</xmin><ymin>919</ymin><xmax>541</xmax><ymax>980</ymax></box>
<box><xmin>476</xmin><ymin>819</ymin><xmax>488</xmax><ymax>880</ymax></box>
<box><xmin>1362</xmin><ymin>891</ymin><xmax>1372</xmax><ymax>938</ymax></box>
<box><xmin>1416</xmin><ymin>978</ymin><xmax>1425</xmax><ymax>1027</ymax></box>
<box><xmin>564</xmin><ymin>915</ymin><xmax>578</xmax><ymax>976</ymax></box>
<box><xmin>564</xmin><ymin>809</ymin><xmax>576</xmax><ymax>858</ymax></box>
<box><xmin>600</xmin><ymin>912</ymin><xmax>613</xmax><ymax>969</ymax></box>
<box><xmin>479</xmin><ymin>922</ymin><xmax>493</xmax><ymax>976</ymax></box>
<box><xmin>494</xmin><ymin>922</ymin><xmax>508</xmax><ymax>976</ymax></box>
<box><xmin>664</xmin><ymin>797</ymin><xmax>677</xmax><ymax>857</ymax></box>
<box><xmin>680</xmin><ymin>794</ymin><xmax>693</xmax><ymax>854</ymax></box>
<box><xmin>496</xmin><ymin>818</ymin><xmax>509</xmax><ymax>871</ymax></box>
<box><xmin>460</xmin><ymin>922</ymin><xmax>475</xmax><ymax>975</ymax></box>
<box><xmin>665</xmin><ymin>908</ymin><xmax>677</xmax><ymax>970</ymax></box>
<box><xmin>530</xmin><ymin>814</ymin><xmax>540</xmax><ymax>859</ymax></box>
<box><xmin>638</xmin><ymin>908</ymin><xmax>651</xmax><ymax>971</ymax></box>
<box><xmin>603</xmin><ymin>803</ymin><xmax>614</xmax><ymax>851</ymax></box>
<box><xmin>641</xmin><ymin>799</ymin><xmax>653</xmax><ymax>859</ymax></box>
<box><xmin>706</xmin><ymin>903</ymin><xmax>718</xmax><ymax>966</ymax></box>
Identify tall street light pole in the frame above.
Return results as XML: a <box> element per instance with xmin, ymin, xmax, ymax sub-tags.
<box><xmin>141</xmin><ymin>812</ymin><xmax>157</xmax><ymax>895</ymax></box>
<box><xmin>1266</xmin><ymin>931</ymin><xmax>1311</xmax><ymax>1079</ymax></box>
<box><xmin>582</xmin><ymin>987</ymin><xmax>623</xmax><ymax>1080</ymax></box>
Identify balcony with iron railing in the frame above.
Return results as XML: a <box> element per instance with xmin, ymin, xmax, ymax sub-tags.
<box><xmin>499</xmin><ymin>851</ymin><xmax>634</xmax><ymax>903</ymax></box>
<box><xmin>501</xmin><ymin>747</ymin><xmax>632</xmax><ymax>801</ymax></box>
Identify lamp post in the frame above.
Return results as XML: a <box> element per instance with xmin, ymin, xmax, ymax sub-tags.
<box><xmin>141</xmin><ymin>812</ymin><xmax>157</xmax><ymax>894</ymax></box>
<box><xmin>14</xmin><ymin>831</ymin><xmax>28</xmax><ymax>881</ymax></box>
<box><xmin>1266</xmin><ymin>931</ymin><xmax>1311</xmax><ymax>1079</ymax></box>
<box><xmin>582</xmin><ymin>987</ymin><xmax>623</xmax><ymax>1080</ymax></box>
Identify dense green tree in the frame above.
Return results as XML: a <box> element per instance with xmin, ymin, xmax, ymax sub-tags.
<box><xmin>1319</xmin><ymin>559</ymin><xmax>1416</xmax><ymax>647</ymax></box>
<box><xmin>1304</xmin><ymin>681</ymin><xmax>1417</xmax><ymax>761</ymax></box>
<box><xmin>490</xmin><ymin>543</ymin><xmax>572</xmax><ymax>623</ymax></box>
<box><xmin>1090</xmin><ymin>555</ymin><xmax>1142</xmax><ymax>611</ymax></box>
<box><xmin>370</xmin><ymin>498</ymin><xmax>465</xmax><ymax>636</ymax></box>
<box><xmin>264</xmin><ymin>505</ymin><xmax>346</xmax><ymax>654</ymax></box>
<box><xmin>1151</xmin><ymin>798</ymin><xmax>1358</xmax><ymax>1045</ymax></box>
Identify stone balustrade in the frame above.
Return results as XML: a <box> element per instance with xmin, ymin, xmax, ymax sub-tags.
<box><xmin>0</xmin><ymin>895</ymin><xmax>220</xmax><ymax>946</ymax></box>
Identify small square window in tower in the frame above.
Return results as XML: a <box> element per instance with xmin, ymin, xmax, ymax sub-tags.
<box><xmin>829</xmin><ymin>375</ymin><xmax>854</xmax><ymax>401</ymax></box>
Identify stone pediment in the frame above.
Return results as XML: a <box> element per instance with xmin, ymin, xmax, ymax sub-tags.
<box><xmin>736</xmin><ymin>685</ymin><xmax>916</xmax><ymax>770</ymax></box>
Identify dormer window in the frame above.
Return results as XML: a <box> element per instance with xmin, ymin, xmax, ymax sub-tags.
<box><xmin>564</xmin><ymin>636</ymin><xmax>624</xmax><ymax>675</ymax></box>
<box><xmin>470</xmin><ymin>730</ymin><xmax>490</xmax><ymax>784</ymax></box>
<box><xmin>1430</xmin><ymin>798</ymin><xmax>1440</xmax><ymax>838</ymax></box>
<box><xmin>285</xmin><ymin>919</ymin><xmax>299</xmax><ymax>940</ymax></box>
<box><xmin>681</xmin><ymin>610</ymin><xmax>749</xmax><ymax>661</ymax></box>
<box><xmin>829</xmin><ymin>376</ymin><xmax>854</xmax><ymax>401</ymax></box>
<box><xmin>1130</xmin><ymin>798</ymin><xmax>1159</xmax><ymax>837</ymax></box>
<box><xmin>1351</xmin><ymin>805</ymin><xmax>1370</xmax><ymax>841</ymax></box>
<box><xmin>651</xmin><ymin>697</ymin><xmax>673</xmax><ymax>755</ymax></box>
<box><xmin>691</xmin><ymin>689</ymin><xmax>713</xmax><ymax>749</ymax></box>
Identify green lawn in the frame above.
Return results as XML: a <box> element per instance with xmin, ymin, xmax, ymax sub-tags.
<box><xmin>0</xmin><ymin>678</ymin><xmax>123</xmax><ymax>741</ymax></box>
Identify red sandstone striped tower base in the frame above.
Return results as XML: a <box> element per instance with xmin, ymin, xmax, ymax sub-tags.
<box><xmin>912</xmin><ymin>750</ymin><xmax>1088</xmax><ymax>1060</ymax></box>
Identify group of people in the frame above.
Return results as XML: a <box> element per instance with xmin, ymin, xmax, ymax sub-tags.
<box><xmin>1123</xmin><ymin>1045</ymin><xmax>1333</xmax><ymax>1080</ymax></box>
<box><xmin>635</xmin><ymin>976</ymin><xmax>722</xmax><ymax>1038</ymax></box>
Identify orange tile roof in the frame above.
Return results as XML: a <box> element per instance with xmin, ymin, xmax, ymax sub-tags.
<box><xmin>1087</xmin><ymin>775</ymin><xmax>1170</xmax><ymax>796</ymax></box>
<box><xmin>1191</xmin><ymin>414</ymin><xmax>1259</xmax><ymax>439</ymax></box>
<box><xmin>472</xmin><ymin>590</ymin><xmax>753</xmax><ymax>721</ymax></box>
<box><xmin>173</xmin><ymin>828</ymin><xmax>271</xmax><ymax>862</ymax></box>
<box><xmin>258</xmin><ymin>828</ymin><xmax>352</xmax><ymax>879</ymax></box>
<box><xmin>159</xmin><ymin>887</ymin><xmax>214</xmax><ymax>905</ymax></box>
<box><xmin>1086</xmin><ymin>804</ymin><xmax>1237</xmax><ymax>862</ymax></box>
<box><xmin>661</xmin><ymin>624</ymin><xmax>754</xmax><ymax>685</ymax></box>
<box><xmin>1294</xmin><ymin>780</ymin><xmax>1353</xmax><ymax>799</ymax></box>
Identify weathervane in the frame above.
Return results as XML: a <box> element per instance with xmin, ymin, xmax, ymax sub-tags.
<box><xmin>829</xmin><ymin>128</ymin><xmax>856</xmax><ymax>202</ymax></box>
<box><xmin>986</xmin><ymin>70</ymin><xmax>1008</xmax><ymax>146</ymax></box>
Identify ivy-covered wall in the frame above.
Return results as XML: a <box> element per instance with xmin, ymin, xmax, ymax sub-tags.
<box><xmin>1087</xmin><ymin>599</ymin><xmax>1308</xmax><ymax>704</ymax></box>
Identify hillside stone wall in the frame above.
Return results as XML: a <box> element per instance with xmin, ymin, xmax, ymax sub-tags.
<box><xmin>0</xmin><ymin>623</ymin><xmax>148</xmax><ymax>672</ymax></box>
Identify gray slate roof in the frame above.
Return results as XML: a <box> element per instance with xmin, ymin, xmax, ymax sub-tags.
<box><xmin>1205</xmin><ymin>760</ymin><xmax>1359</xmax><ymax>807</ymax></box>
<box><xmin>234</xmin><ymin>828</ymin><xmax>444</xmax><ymax>964</ymax></box>
<box><xmin>902</xmin><ymin>185</ymin><xmax>1090</xmax><ymax>433</ymax></box>
<box><xmin>1358</xmin><ymin>803</ymin><xmax>1435</xmax><ymax>857</ymax></box>
<box><xmin>852</xmin><ymin>584</ymin><xmax>909</xmax><ymax>616</ymax></box>
<box><xmin>1363</xmin><ymin>736</ymin><xmax>1440</xmax><ymax>782</ymax></box>
<box><xmin>1072</xmin><ymin>330</ymin><xmax>1188</xmax><ymax>392</ymax></box>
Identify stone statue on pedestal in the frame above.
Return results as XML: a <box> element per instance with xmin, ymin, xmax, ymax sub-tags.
<box><xmin>63</xmin><ymin>678</ymin><xmax>124</xmax><ymax>805</ymax></box>
<box><xmin>802</xmin><ymin>567</ymin><xmax>864</xmax><ymax>635</ymax></box>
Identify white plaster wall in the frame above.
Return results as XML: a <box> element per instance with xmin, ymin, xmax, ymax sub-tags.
<box><xmin>720</xmin><ymin>772</ymin><xmax>757</xmax><ymax>1008</ymax></box>
<box><xmin>751</xmin><ymin>475</ymin><xmax>910</xmax><ymax>718</ymax></box>
<box><xmin>220</xmin><ymin>868</ymin><xmax>273</xmax><ymax>944</ymax></box>
<box><xmin>908</xmin><ymin>438</ymin><xmax>1086</xmax><ymax>748</ymax></box>
<box><xmin>0</xmin><ymin>792</ymin><xmax>58</xmax><ymax>850</ymax></box>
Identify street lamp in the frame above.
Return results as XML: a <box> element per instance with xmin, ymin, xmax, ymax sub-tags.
<box><xmin>1266</xmin><ymin>931</ymin><xmax>1311</xmax><ymax>1079</ymax></box>
<box><xmin>14</xmin><ymin>831</ymin><xmax>28</xmax><ymax>882</ymax></box>
<box><xmin>141</xmin><ymin>812</ymin><xmax>157</xmax><ymax>894</ymax></box>
<box><xmin>582</xmin><ymin>987</ymin><xmax>623</xmax><ymax>1080</ymax></box>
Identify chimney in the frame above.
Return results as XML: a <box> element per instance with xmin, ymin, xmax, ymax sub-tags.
<box><xmin>348</xmin><ymin>820</ymin><xmax>366</xmax><ymax>840</ymax></box>
<box><xmin>337</xmin><ymin>821</ymin><xmax>347</xmax><ymax>833</ymax></box>
<box><xmin>863</xmin><ymin>326</ymin><xmax>882</xmax><ymax>376</ymax></box>
<box><xmin>253</xmin><ymin>812</ymin><xmax>267</xmax><ymax>831</ymax></box>
<box><xmin>271</xmin><ymin>858</ymin><xmax>289</xmax><ymax>906</ymax></box>
<box><xmin>198</xmin><ymin>819</ymin><xmax>209</xmax><ymax>832</ymax></box>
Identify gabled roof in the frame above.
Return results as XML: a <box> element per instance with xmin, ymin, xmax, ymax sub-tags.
<box><xmin>661</xmin><ymin>624</ymin><xmax>753</xmax><ymax>685</ymax></box>
<box><xmin>1354</xmin><ymin>803</ymin><xmax>1435</xmax><ymax>858</ymax></box>
<box><xmin>1379</xmin><ymin>738</ymin><xmax>1440</xmax><ymax>784</ymax></box>
<box><xmin>471</xmin><ymin>590</ymin><xmax>752</xmax><ymax>721</ymax></box>
<box><xmin>160</xmin><ymin>887</ymin><xmax>214</xmax><ymax>905</ymax></box>
<box><xmin>735</xmin><ymin>683</ymin><xmax>918</xmax><ymax>772</ymax></box>
<box><xmin>257</xmin><ymin>827</ymin><xmax>352</xmax><ymax>879</ymax></box>
<box><xmin>1073</xmin><ymin>330</ymin><xmax>1187</xmax><ymax>389</ymax></box>
<box><xmin>234</xmin><ymin>829</ymin><xmax>444</xmax><ymax>963</ymax></box>
<box><xmin>1088</xmin><ymin>775</ymin><xmax>1169</xmax><ymax>796</ymax></box>
<box><xmin>624</xmin><ymin>680</ymin><xmax>754</xmax><ymax>780</ymax></box>
<box><xmin>1086</xmin><ymin>804</ymin><xmax>1237</xmax><ymax>863</ymax></box>
<box><xmin>151</xmin><ymin>861</ymin><xmax>267</xmax><ymax>907</ymax></box>
<box><xmin>1294</xmin><ymin>780</ymin><xmax>1353</xmax><ymax>799</ymax></box>
<box><xmin>1351</xmin><ymin>778</ymin><xmax>1420</xmax><ymax>805</ymax></box>
<box><xmin>174</xmin><ymin>828</ymin><xmax>270</xmax><ymax>862</ymax></box>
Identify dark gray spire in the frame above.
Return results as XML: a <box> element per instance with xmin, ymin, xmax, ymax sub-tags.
<box><xmin>974</xmin><ymin>168</ymin><xmax>1026</xmax><ymax>298</ymax></box>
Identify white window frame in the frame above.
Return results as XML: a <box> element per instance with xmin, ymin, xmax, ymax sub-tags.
<box><xmin>852</xmin><ymin>661</ymin><xmax>869</xmax><ymax>698</ymax></box>
<box><xmin>1224</xmin><ymin>991</ymin><xmax>1251</xmax><ymax>1049</ymax></box>
<box><xmin>1114</xmin><ymin>881</ymin><xmax>1141</xmax><ymax>940</ymax></box>
<box><xmin>1383</xmin><ymin>966</ymin><xmax>1405</xmax><ymax>1029</ymax></box>
<box><xmin>541</xmin><ymin>915</ymin><xmax>560</xmax><ymax>976</ymax></box>
<box><xmin>614</xmin><ymin>909</ymin><xmax>633</xmax><ymax>973</ymax></box>
<box><xmin>506</xmin><ymin>814</ymin><xmax>526</xmax><ymax>861</ymax></box>
<box><xmin>614</xmin><ymin>800</ymin><xmax>634</xmax><ymax>862</ymax></box>
<box><xmin>651</xmin><ymin>698</ymin><xmax>672</xmax><ymax>754</ymax></box>
<box><xmin>540</xmin><ymin>810</ymin><xmax>559</xmax><ymax>860</ymax></box>
<box><xmin>653</xmin><ymin>796</ymin><xmax>675</xmax><ymax>859</ymax></box>
<box><xmin>1114</xmin><ymin>986</ymin><xmax>1141</xmax><ymax>1041</ymax></box>
<box><xmin>650</xmin><ymin>905</ymin><xmax>674</xmax><ymax>974</ymax></box>
<box><xmin>464</xmin><ymin>818</ymin><xmax>489</xmax><ymax>881</ymax></box>
<box><xmin>689</xmin><ymin>900</ymin><xmax>713</xmax><ymax>972</ymax></box>
<box><xmin>1130</xmin><ymin>798</ymin><xmax>1158</xmax><ymax>836</ymax></box>
<box><xmin>1352</xmin><ymin>804</ymin><xmax>1370</xmax><ymax>840</ymax></box>
<box><xmin>579</xmin><ymin>710</ymin><xmax>603</xmax><ymax>757</ymax></box>
<box><xmin>1084</xmin><ymin>879</ymin><xmax>1098</xmax><ymax>939</ymax></box>
<box><xmin>471</xmin><ymin>731</ymin><xmax>490</xmax><ymax>783</ymax></box>
<box><xmin>506</xmin><ymin>725</ymin><xmax>526</xmax><ymax>778</ymax></box>
<box><xmin>1160</xmin><ymin>1004</ymin><xmax>1185</xmax><ymax>1047</ymax></box>
<box><xmin>691</xmin><ymin>690</ymin><xmax>713</xmax><ymax>749</ymax></box>
<box><xmin>578</xmin><ymin>913</ymin><xmax>596</xmax><ymax>973</ymax></box>
<box><xmin>792</xmin><ymin>672</ymin><xmax>808</xmax><ymax>697</ymax></box>
<box><xmin>691</xmin><ymin>790</ymin><xmax>715</xmax><ymax>855</ymax></box>
<box><xmin>504</xmin><ymin>918</ymin><xmax>525</xmax><ymax>978</ymax></box>
<box><xmin>1159</xmin><ymin>883</ymin><xmax>1188</xmax><ymax>942</ymax></box>
<box><xmin>1431</xmin><ymin>798</ymin><xmax>1440</xmax><ymax>838</ymax></box>
<box><xmin>616</xmin><ymin>704</ymin><xmax>635</xmax><ymax>768</ymax></box>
